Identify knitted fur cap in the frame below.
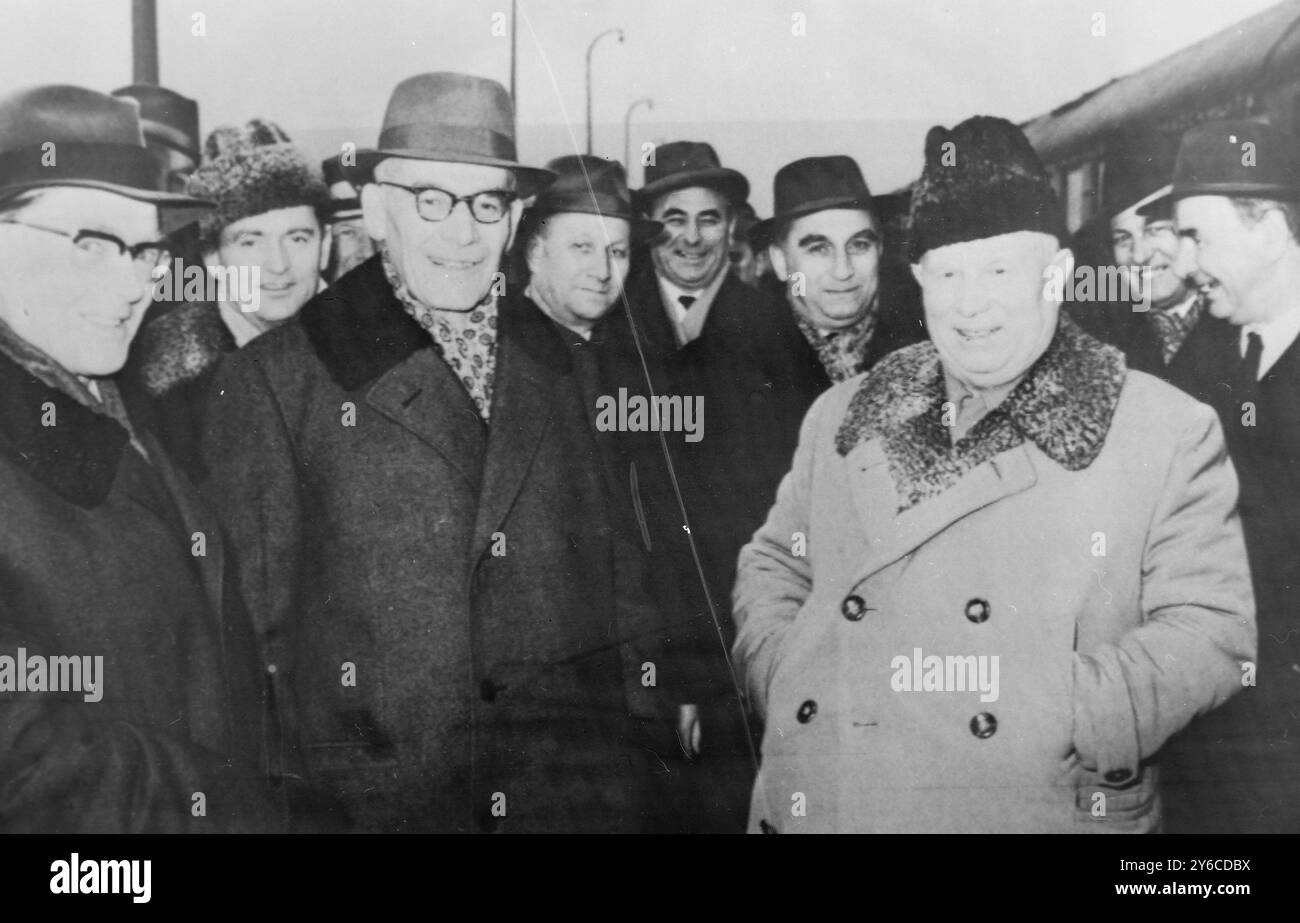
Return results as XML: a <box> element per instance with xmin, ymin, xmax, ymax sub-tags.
<box><xmin>908</xmin><ymin>115</ymin><xmax>1066</xmax><ymax>263</ymax></box>
<box><xmin>186</xmin><ymin>118</ymin><xmax>329</xmax><ymax>251</ymax></box>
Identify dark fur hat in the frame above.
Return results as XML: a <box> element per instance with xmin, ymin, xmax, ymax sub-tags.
<box><xmin>186</xmin><ymin>119</ymin><xmax>329</xmax><ymax>252</ymax></box>
<box><xmin>908</xmin><ymin>115</ymin><xmax>1066</xmax><ymax>263</ymax></box>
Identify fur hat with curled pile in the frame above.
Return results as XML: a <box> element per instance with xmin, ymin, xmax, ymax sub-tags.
<box><xmin>908</xmin><ymin>115</ymin><xmax>1067</xmax><ymax>263</ymax></box>
<box><xmin>185</xmin><ymin>118</ymin><xmax>329</xmax><ymax>252</ymax></box>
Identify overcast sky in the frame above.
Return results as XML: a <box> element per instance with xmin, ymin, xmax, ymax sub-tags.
<box><xmin>0</xmin><ymin>0</ymin><xmax>1285</xmax><ymax>211</ymax></box>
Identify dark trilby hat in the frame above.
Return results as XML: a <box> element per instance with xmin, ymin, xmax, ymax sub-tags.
<box><xmin>321</xmin><ymin>153</ymin><xmax>362</xmax><ymax>220</ymax></box>
<box><xmin>637</xmin><ymin>141</ymin><xmax>748</xmax><ymax>211</ymax></box>
<box><xmin>753</xmin><ymin>155</ymin><xmax>878</xmax><ymax>244</ymax></box>
<box><xmin>0</xmin><ymin>85</ymin><xmax>211</xmax><ymax>224</ymax></box>
<box><xmin>348</xmin><ymin>72</ymin><xmax>554</xmax><ymax>197</ymax></box>
<box><xmin>529</xmin><ymin>155</ymin><xmax>662</xmax><ymax>241</ymax></box>
<box><xmin>908</xmin><ymin>115</ymin><xmax>1066</xmax><ymax>263</ymax></box>
<box><xmin>111</xmin><ymin>83</ymin><xmax>200</xmax><ymax>162</ymax></box>
<box><xmin>1139</xmin><ymin>119</ymin><xmax>1300</xmax><ymax>217</ymax></box>
<box><xmin>1099</xmin><ymin>128</ymin><xmax>1180</xmax><ymax>220</ymax></box>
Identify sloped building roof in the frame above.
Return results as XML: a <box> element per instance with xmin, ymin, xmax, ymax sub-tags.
<box><xmin>1023</xmin><ymin>0</ymin><xmax>1300</xmax><ymax>162</ymax></box>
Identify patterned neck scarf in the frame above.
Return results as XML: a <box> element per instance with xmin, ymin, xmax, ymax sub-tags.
<box><xmin>381</xmin><ymin>245</ymin><xmax>497</xmax><ymax>421</ymax></box>
<box><xmin>792</xmin><ymin>296</ymin><xmax>880</xmax><ymax>383</ymax></box>
<box><xmin>1147</xmin><ymin>294</ymin><xmax>1204</xmax><ymax>365</ymax></box>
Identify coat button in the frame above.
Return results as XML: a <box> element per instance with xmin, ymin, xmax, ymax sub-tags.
<box><xmin>796</xmin><ymin>700</ymin><xmax>817</xmax><ymax>723</ymax></box>
<box><xmin>969</xmin><ymin>712</ymin><xmax>997</xmax><ymax>738</ymax></box>
<box><xmin>1104</xmin><ymin>768</ymin><xmax>1133</xmax><ymax>784</ymax></box>
<box><xmin>965</xmin><ymin>598</ymin><xmax>990</xmax><ymax>623</ymax></box>
<box><xmin>841</xmin><ymin>595</ymin><xmax>868</xmax><ymax>621</ymax></box>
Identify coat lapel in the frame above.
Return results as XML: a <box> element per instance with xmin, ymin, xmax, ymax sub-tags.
<box><xmin>365</xmin><ymin>348</ymin><xmax>486</xmax><ymax>491</ymax></box>
<box><xmin>139</xmin><ymin>426</ymin><xmax>226</xmax><ymax>630</ymax></box>
<box><xmin>837</xmin><ymin>314</ymin><xmax>1123</xmax><ymax>580</ymax></box>
<box><xmin>301</xmin><ymin>254</ymin><xmax>488</xmax><ymax>489</ymax></box>
<box><xmin>844</xmin><ymin>437</ymin><xmax>1038</xmax><ymax>582</ymax></box>
<box><xmin>470</xmin><ymin>296</ymin><xmax>569</xmax><ymax>558</ymax></box>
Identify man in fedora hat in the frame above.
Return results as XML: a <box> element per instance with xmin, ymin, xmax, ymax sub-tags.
<box><xmin>1065</xmin><ymin>129</ymin><xmax>1230</xmax><ymax>385</ymax></box>
<box><xmin>204</xmin><ymin>73</ymin><xmax>677</xmax><ymax>832</ymax></box>
<box><xmin>761</xmin><ymin>155</ymin><xmax>923</xmax><ymax>391</ymax></box>
<box><xmin>111</xmin><ymin>84</ymin><xmax>201</xmax><ymax>194</ymax></box>
<box><xmin>0</xmin><ymin>84</ymin><xmax>277</xmax><ymax>832</ymax></box>
<box><xmin>1149</xmin><ymin>119</ymin><xmax>1300</xmax><ymax>833</ymax></box>
<box><xmin>734</xmin><ymin>116</ymin><xmax>1254</xmax><ymax>833</ymax></box>
<box><xmin>598</xmin><ymin>140</ymin><xmax>815</xmax><ymax>831</ymax></box>
<box><xmin>322</xmin><ymin>152</ymin><xmax>375</xmax><ymax>282</ymax></box>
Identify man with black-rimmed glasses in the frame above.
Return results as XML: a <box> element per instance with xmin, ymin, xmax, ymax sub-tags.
<box><xmin>204</xmin><ymin>73</ymin><xmax>675</xmax><ymax>833</ymax></box>
<box><xmin>0</xmin><ymin>84</ymin><xmax>278</xmax><ymax>832</ymax></box>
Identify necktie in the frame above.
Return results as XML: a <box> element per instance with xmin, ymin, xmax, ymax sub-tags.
<box><xmin>1240</xmin><ymin>331</ymin><xmax>1263</xmax><ymax>388</ymax></box>
<box><xmin>678</xmin><ymin>295</ymin><xmax>697</xmax><ymax>312</ymax></box>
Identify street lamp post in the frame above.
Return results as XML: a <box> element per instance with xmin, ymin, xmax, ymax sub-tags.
<box><xmin>585</xmin><ymin>27</ymin><xmax>624</xmax><ymax>155</ymax></box>
<box><xmin>624</xmin><ymin>98</ymin><xmax>654</xmax><ymax>179</ymax></box>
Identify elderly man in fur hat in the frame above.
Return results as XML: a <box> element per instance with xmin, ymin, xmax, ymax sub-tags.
<box><xmin>203</xmin><ymin>74</ymin><xmax>678</xmax><ymax>833</ymax></box>
<box><xmin>732</xmin><ymin>116</ymin><xmax>1256</xmax><ymax>833</ymax></box>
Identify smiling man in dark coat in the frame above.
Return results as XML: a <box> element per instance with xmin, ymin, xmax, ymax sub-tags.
<box><xmin>203</xmin><ymin>73</ymin><xmax>674</xmax><ymax>833</ymax></box>
<box><xmin>0</xmin><ymin>85</ymin><xmax>275</xmax><ymax>833</ymax></box>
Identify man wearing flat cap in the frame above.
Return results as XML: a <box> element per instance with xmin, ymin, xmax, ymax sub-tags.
<box><xmin>1151</xmin><ymin>119</ymin><xmax>1300</xmax><ymax>833</ymax></box>
<box><xmin>733</xmin><ymin>116</ymin><xmax>1255</xmax><ymax>833</ymax></box>
<box><xmin>204</xmin><ymin>73</ymin><xmax>675</xmax><ymax>832</ymax></box>
<box><xmin>0</xmin><ymin>85</ymin><xmax>276</xmax><ymax>832</ymax></box>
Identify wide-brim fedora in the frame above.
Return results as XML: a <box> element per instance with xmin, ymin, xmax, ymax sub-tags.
<box><xmin>530</xmin><ymin>156</ymin><xmax>662</xmax><ymax>242</ymax></box>
<box><xmin>111</xmin><ymin>83</ymin><xmax>201</xmax><ymax>163</ymax></box>
<box><xmin>1098</xmin><ymin>129</ymin><xmax>1180</xmax><ymax>220</ymax></box>
<box><xmin>751</xmin><ymin>155</ymin><xmax>880</xmax><ymax>245</ymax></box>
<box><xmin>322</xmin><ymin>154</ymin><xmax>362</xmax><ymax>220</ymax></box>
<box><xmin>347</xmin><ymin>72</ymin><xmax>555</xmax><ymax>198</ymax></box>
<box><xmin>0</xmin><ymin>85</ymin><xmax>212</xmax><ymax>231</ymax></box>
<box><xmin>1139</xmin><ymin>119</ymin><xmax>1300</xmax><ymax>217</ymax></box>
<box><xmin>636</xmin><ymin>141</ymin><xmax>749</xmax><ymax>211</ymax></box>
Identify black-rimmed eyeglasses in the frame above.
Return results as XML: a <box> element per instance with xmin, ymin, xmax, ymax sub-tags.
<box><xmin>378</xmin><ymin>182</ymin><xmax>516</xmax><ymax>224</ymax></box>
<box><xmin>0</xmin><ymin>218</ymin><xmax>171</xmax><ymax>280</ymax></box>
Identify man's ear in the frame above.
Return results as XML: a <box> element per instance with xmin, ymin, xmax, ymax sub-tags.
<box><xmin>1258</xmin><ymin>207</ymin><xmax>1293</xmax><ymax>260</ymax></box>
<box><xmin>361</xmin><ymin>183</ymin><xmax>388</xmax><ymax>242</ymax></box>
<box><xmin>769</xmin><ymin>244</ymin><xmax>790</xmax><ymax>282</ymax></box>
<box><xmin>318</xmin><ymin>223</ymin><xmax>333</xmax><ymax>275</ymax></box>
<box><xmin>524</xmin><ymin>229</ymin><xmax>545</xmax><ymax>276</ymax></box>
<box><xmin>503</xmin><ymin>197</ymin><xmax>526</xmax><ymax>253</ymax></box>
<box><xmin>1051</xmin><ymin>246</ymin><xmax>1075</xmax><ymax>286</ymax></box>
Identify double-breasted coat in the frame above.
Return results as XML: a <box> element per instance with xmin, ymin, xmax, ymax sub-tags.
<box><xmin>202</xmin><ymin>257</ymin><xmax>674</xmax><ymax>833</ymax></box>
<box><xmin>733</xmin><ymin>317</ymin><xmax>1256</xmax><ymax>833</ymax></box>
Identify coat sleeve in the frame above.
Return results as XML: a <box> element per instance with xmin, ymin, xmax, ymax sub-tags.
<box><xmin>1072</xmin><ymin>402</ymin><xmax>1257</xmax><ymax>778</ymax></box>
<box><xmin>731</xmin><ymin>389</ymin><xmax>826</xmax><ymax>719</ymax></box>
<box><xmin>200</xmin><ymin>348</ymin><xmax>306</xmax><ymax>791</ymax></box>
<box><xmin>0</xmin><ymin>615</ymin><xmax>275</xmax><ymax>833</ymax></box>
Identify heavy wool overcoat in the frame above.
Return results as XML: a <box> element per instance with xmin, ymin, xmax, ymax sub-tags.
<box><xmin>0</xmin><ymin>351</ymin><xmax>275</xmax><ymax>832</ymax></box>
<box><xmin>733</xmin><ymin>317</ymin><xmax>1256</xmax><ymax>833</ymax></box>
<box><xmin>202</xmin><ymin>257</ymin><xmax>673</xmax><ymax>833</ymax></box>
